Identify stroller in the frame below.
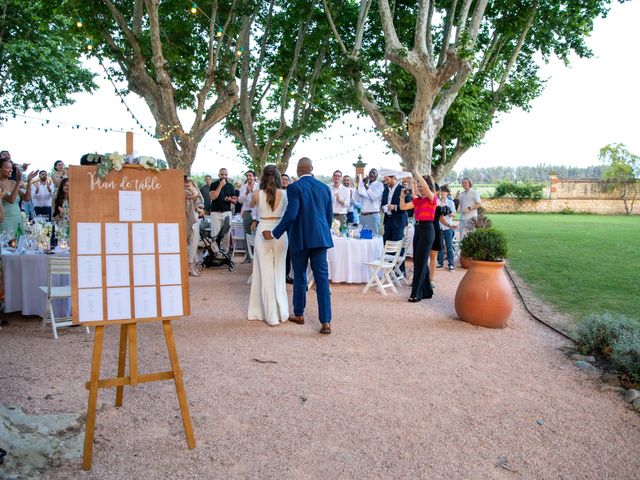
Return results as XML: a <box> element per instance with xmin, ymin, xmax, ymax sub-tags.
<box><xmin>196</xmin><ymin>217</ymin><xmax>235</xmax><ymax>273</ymax></box>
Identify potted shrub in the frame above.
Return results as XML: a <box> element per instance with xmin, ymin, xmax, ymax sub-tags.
<box><xmin>459</xmin><ymin>208</ymin><xmax>491</xmax><ymax>269</ymax></box>
<box><xmin>454</xmin><ymin>228</ymin><xmax>513</xmax><ymax>328</ymax></box>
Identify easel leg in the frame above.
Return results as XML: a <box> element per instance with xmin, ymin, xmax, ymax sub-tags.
<box><xmin>128</xmin><ymin>323</ymin><xmax>138</xmax><ymax>385</ymax></box>
<box><xmin>115</xmin><ymin>324</ymin><xmax>128</xmax><ymax>407</ymax></box>
<box><xmin>83</xmin><ymin>325</ymin><xmax>105</xmax><ymax>471</ymax></box>
<box><xmin>162</xmin><ymin>320</ymin><xmax>196</xmax><ymax>449</ymax></box>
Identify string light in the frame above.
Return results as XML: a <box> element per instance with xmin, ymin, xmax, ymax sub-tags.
<box><xmin>76</xmin><ymin>17</ymin><xmax>83</xmax><ymax>28</ymax></box>
<box><xmin>190</xmin><ymin>2</ymin><xmax>198</xmax><ymax>14</ymax></box>
<box><xmin>86</xmin><ymin>38</ymin><xmax>93</xmax><ymax>51</ymax></box>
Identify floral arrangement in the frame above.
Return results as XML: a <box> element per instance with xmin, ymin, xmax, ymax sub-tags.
<box><xmin>33</xmin><ymin>218</ymin><xmax>53</xmax><ymax>251</ymax></box>
<box><xmin>96</xmin><ymin>152</ymin><xmax>168</xmax><ymax>179</ymax></box>
<box><xmin>331</xmin><ymin>218</ymin><xmax>341</xmax><ymax>236</ymax></box>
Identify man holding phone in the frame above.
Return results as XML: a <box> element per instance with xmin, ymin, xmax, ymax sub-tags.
<box><xmin>209</xmin><ymin>167</ymin><xmax>237</xmax><ymax>256</ymax></box>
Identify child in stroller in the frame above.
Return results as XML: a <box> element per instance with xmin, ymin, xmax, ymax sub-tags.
<box><xmin>196</xmin><ymin>216</ymin><xmax>235</xmax><ymax>272</ymax></box>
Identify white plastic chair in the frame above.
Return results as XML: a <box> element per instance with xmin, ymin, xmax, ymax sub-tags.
<box><xmin>230</xmin><ymin>219</ymin><xmax>246</xmax><ymax>257</ymax></box>
<box><xmin>362</xmin><ymin>240</ymin><xmax>404</xmax><ymax>295</ymax></box>
<box><xmin>245</xmin><ymin>233</ymin><xmax>255</xmax><ymax>284</ymax></box>
<box><xmin>388</xmin><ymin>235</ymin><xmax>412</xmax><ymax>286</ymax></box>
<box><xmin>39</xmin><ymin>256</ymin><xmax>90</xmax><ymax>339</ymax></box>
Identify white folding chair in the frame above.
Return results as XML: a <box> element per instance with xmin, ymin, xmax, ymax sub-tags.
<box><xmin>245</xmin><ymin>233</ymin><xmax>255</xmax><ymax>284</ymax></box>
<box><xmin>39</xmin><ymin>257</ymin><xmax>90</xmax><ymax>339</ymax></box>
<box><xmin>388</xmin><ymin>235</ymin><xmax>412</xmax><ymax>286</ymax></box>
<box><xmin>362</xmin><ymin>240</ymin><xmax>404</xmax><ymax>295</ymax></box>
<box><xmin>230</xmin><ymin>219</ymin><xmax>246</xmax><ymax>257</ymax></box>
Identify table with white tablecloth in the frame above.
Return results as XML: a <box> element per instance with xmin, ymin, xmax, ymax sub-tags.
<box><xmin>328</xmin><ymin>236</ymin><xmax>384</xmax><ymax>283</ymax></box>
<box><xmin>1</xmin><ymin>252</ymin><xmax>70</xmax><ymax>317</ymax></box>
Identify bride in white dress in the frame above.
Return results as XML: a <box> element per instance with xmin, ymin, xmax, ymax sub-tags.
<box><xmin>247</xmin><ymin>165</ymin><xmax>289</xmax><ymax>325</ymax></box>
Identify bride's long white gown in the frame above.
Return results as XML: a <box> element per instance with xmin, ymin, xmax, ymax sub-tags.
<box><xmin>248</xmin><ymin>190</ymin><xmax>289</xmax><ymax>325</ymax></box>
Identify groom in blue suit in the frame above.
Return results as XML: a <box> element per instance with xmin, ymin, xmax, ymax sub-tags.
<box><xmin>264</xmin><ymin>157</ymin><xmax>334</xmax><ymax>334</ymax></box>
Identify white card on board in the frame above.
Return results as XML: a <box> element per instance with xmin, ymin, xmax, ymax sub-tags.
<box><xmin>107</xmin><ymin>287</ymin><xmax>131</xmax><ymax>320</ymax></box>
<box><xmin>134</xmin><ymin>286</ymin><xmax>157</xmax><ymax>319</ymax></box>
<box><xmin>78</xmin><ymin>288</ymin><xmax>103</xmax><ymax>322</ymax></box>
<box><xmin>77</xmin><ymin>256</ymin><xmax>102</xmax><ymax>289</ymax></box>
<box><xmin>160</xmin><ymin>285</ymin><xmax>183</xmax><ymax>317</ymax></box>
<box><xmin>119</xmin><ymin>190</ymin><xmax>142</xmax><ymax>222</ymax></box>
<box><xmin>133</xmin><ymin>254</ymin><xmax>156</xmax><ymax>286</ymax></box>
<box><xmin>159</xmin><ymin>254</ymin><xmax>182</xmax><ymax>285</ymax></box>
<box><xmin>106</xmin><ymin>255</ymin><xmax>130</xmax><ymax>287</ymax></box>
<box><xmin>77</xmin><ymin>223</ymin><xmax>101</xmax><ymax>255</ymax></box>
<box><xmin>132</xmin><ymin>223</ymin><xmax>155</xmax><ymax>254</ymax></box>
<box><xmin>157</xmin><ymin>223</ymin><xmax>180</xmax><ymax>253</ymax></box>
<box><xmin>105</xmin><ymin>223</ymin><xmax>129</xmax><ymax>254</ymax></box>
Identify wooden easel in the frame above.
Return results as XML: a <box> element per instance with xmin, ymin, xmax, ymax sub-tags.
<box><xmin>69</xmin><ymin>165</ymin><xmax>194</xmax><ymax>470</ymax></box>
<box><xmin>83</xmin><ymin>320</ymin><xmax>195</xmax><ymax>470</ymax></box>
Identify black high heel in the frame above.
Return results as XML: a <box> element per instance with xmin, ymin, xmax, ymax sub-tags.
<box><xmin>408</xmin><ymin>297</ymin><xmax>421</xmax><ymax>303</ymax></box>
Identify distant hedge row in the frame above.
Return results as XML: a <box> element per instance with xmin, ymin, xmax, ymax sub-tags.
<box><xmin>493</xmin><ymin>180</ymin><xmax>544</xmax><ymax>201</ymax></box>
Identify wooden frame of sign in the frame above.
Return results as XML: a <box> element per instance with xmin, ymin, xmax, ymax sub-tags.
<box><xmin>68</xmin><ymin>165</ymin><xmax>195</xmax><ymax>470</ymax></box>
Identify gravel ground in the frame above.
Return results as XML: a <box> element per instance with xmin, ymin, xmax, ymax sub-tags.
<box><xmin>1</xmin><ymin>261</ymin><xmax>639</xmax><ymax>479</ymax></box>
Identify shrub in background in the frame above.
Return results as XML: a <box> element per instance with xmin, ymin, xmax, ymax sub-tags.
<box><xmin>576</xmin><ymin>313</ymin><xmax>635</xmax><ymax>357</ymax></box>
<box><xmin>611</xmin><ymin>332</ymin><xmax>640</xmax><ymax>384</ymax></box>
<box><xmin>494</xmin><ymin>180</ymin><xmax>544</xmax><ymax>200</ymax></box>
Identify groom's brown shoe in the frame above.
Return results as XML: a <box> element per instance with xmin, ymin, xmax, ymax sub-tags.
<box><xmin>320</xmin><ymin>323</ymin><xmax>331</xmax><ymax>334</ymax></box>
<box><xmin>288</xmin><ymin>315</ymin><xmax>305</xmax><ymax>325</ymax></box>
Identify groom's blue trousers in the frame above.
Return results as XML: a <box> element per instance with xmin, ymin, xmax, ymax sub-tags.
<box><xmin>291</xmin><ymin>247</ymin><xmax>331</xmax><ymax>324</ymax></box>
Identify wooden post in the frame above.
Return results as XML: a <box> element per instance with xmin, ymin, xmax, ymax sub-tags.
<box><xmin>115</xmin><ymin>325</ymin><xmax>128</xmax><ymax>407</ymax></box>
<box><xmin>126</xmin><ymin>131</ymin><xmax>134</xmax><ymax>156</ymax></box>
<box><xmin>83</xmin><ymin>326</ymin><xmax>105</xmax><ymax>471</ymax></box>
<box><xmin>163</xmin><ymin>320</ymin><xmax>196</xmax><ymax>449</ymax></box>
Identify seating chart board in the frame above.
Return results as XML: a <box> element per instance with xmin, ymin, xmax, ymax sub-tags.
<box><xmin>69</xmin><ymin>165</ymin><xmax>190</xmax><ymax>325</ymax></box>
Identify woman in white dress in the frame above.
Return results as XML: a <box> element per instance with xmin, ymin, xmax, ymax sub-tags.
<box><xmin>247</xmin><ymin>165</ymin><xmax>289</xmax><ymax>325</ymax></box>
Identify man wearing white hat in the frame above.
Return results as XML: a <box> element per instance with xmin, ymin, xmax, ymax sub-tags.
<box><xmin>380</xmin><ymin>169</ymin><xmax>411</xmax><ymax>244</ymax></box>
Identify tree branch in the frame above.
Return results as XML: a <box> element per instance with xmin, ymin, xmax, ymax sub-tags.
<box><xmin>415</xmin><ymin>0</ymin><xmax>429</xmax><ymax>57</ymax></box>
<box><xmin>468</xmin><ymin>0</ymin><xmax>489</xmax><ymax>46</ymax></box>
<box><xmin>322</xmin><ymin>0</ymin><xmax>348</xmax><ymax>55</ymax></box>
<box><xmin>133</xmin><ymin>0</ymin><xmax>144</xmax><ymax>35</ymax></box>
<box><xmin>353</xmin><ymin>0</ymin><xmax>373</xmax><ymax>56</ymax></box>
<box><xmin>425</xmin><ymin>0</ymin><xmax>435</xmax><ymax>60</ymax></box>
<box><xmin>250</xmin><ymin>0</ymin><xmax>275</xmax><ymax>101</ymax></box>
<box><xmin>438</xmin><ymin>0</ymin><xmax>457</xmax><ymax>67</ymax></box>
<box><xmin>455</xmin><ymin>0</ymin><xmax>473</xmax><ymax>44</ymax></box>
<box><xmin>378</xmin><ymin>0</ymin><xmax>403</xmax><ymax>51</ymax></box>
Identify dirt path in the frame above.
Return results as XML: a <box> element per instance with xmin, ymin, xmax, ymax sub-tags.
<box><xmin>1</xmin><ymin>262</ymin><xmax>639</xmax><ymax>479</ymax></box>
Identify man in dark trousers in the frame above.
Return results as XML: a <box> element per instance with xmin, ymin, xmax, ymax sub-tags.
<box><xmin>265</xmin><ymin>158</ymin><xmax>334</xmax><ymax>334</ymax></box>
<box><xmin>381</xmin><ymin>172</ymin><xmax>410</xmax><ymax>243</ymax></box>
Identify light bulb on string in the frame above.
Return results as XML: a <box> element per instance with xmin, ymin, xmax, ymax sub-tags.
<box><xmin>190</xmin><ymin>2</ymin><xmax>198</xmax><ymax>14</ymax></box>
<box><xmin>216</xmin><ymin>28</ymin><xmax>222</xmax><ymax>38</ymax></box>
<box><xmin>76</xmin><ymin>17</ymin><xmax>83</xmax><ymax>28</ymax></box>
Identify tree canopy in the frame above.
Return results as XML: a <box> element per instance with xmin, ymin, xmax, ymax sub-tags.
<box><xmin>322</xmin><ymin>0</ymin><xmax>622</xmax><ymax>179</ymax></box>
<box><xmin>224</xmin><ymin>0</ymin><xmax>355</xmax><ymax>174</ymax></box>
<box><xmin>0</xmin><ymin>0</ymin><xmax>95</xmax><ymax>120</ymax></box>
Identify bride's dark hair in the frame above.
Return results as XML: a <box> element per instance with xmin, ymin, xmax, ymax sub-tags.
<box><xmin>260</xmin><ymin>164</ymin><xmax>282</xmax><ymax>210</ymax></box>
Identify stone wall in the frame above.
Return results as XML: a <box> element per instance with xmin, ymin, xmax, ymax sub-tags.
<box><xmin>482</xmin><ymin>197</ymin><xmax>636</xmax><ymax>215</ymax></box>
<box><xmin>554</xmin><ymin>179</ymin><xmax>619</xmax><ymax>199</ymax></box>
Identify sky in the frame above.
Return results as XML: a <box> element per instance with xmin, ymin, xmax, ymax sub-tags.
<box><xmin>1</xmin><ymin>1</ymin><xmax>638</xmax><ymax>179</ymax></box>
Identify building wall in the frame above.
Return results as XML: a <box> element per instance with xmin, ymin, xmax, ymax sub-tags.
<box><xmin>482</xmin><ymin>198</ymin><xmax>636</xmax><ymax>215</ymax></box>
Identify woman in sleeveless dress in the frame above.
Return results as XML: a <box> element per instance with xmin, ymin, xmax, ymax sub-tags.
<box><xmin>247</xmin><ymin>165</ymin><xmax>289</xmax><ymax>326</ymax></box>
<box><xmin>0</xmin><ymin>157</ymin><xmax>37</xmax><ymax>237</ymax></box>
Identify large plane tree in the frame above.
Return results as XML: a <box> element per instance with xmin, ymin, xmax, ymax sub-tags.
<box><xmin>323</xmin><ymin>0</ymin><xmax>621</xmax><ymax>176</ymax></box>
<box><xmin>73</xmin><ymin>0</ymin><xmax>255</xmax><ymax>172</ymax></box>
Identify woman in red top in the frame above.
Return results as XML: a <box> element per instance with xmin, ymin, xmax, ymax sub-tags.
<box><xmin>400</xmin><ymin>169</ymin><xmax>437</xmax><ymax>302</ymax></box>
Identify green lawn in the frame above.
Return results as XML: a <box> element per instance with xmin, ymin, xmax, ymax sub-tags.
<box><xmin>489</xmin><ymin>214</ymin><xmax>640</xmax><ymax>323</ymax></box>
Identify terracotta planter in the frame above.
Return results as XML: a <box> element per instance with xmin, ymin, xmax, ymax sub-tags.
<box><xmin>459</xmin><ymin>254</ymin><xmax>472</xmax><ymax>269</ymax></box>
<box><xmin>454</xmin><ymin>260</ymin><xmax>513</xmax><ymax>328</ymax></box>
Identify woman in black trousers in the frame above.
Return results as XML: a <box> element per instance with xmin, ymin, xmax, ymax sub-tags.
<box><xmin>400</xmin><ymin>169</ymin><xmax>437</xmax><ymax>302</ymax></box>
